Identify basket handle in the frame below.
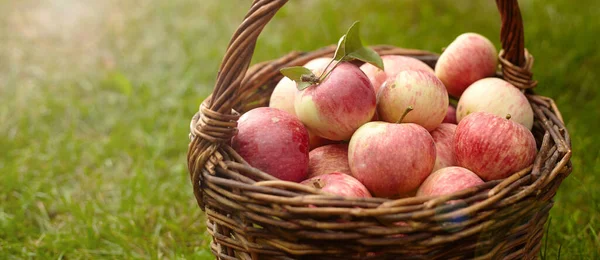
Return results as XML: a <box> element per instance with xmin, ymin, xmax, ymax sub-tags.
<box><xmin>495</xmin><ymin>0</ymin><xmax>538</xmax><ymax>90</ymax></box>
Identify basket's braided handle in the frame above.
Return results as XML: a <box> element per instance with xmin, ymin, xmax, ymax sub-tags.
<box><xmin>496</xmin><ymin>0</ymin><xmax>525</xmax><ymax>66</ymax></box>
<box><xmin>496</xmin><ymin>0</ymin><xmax>538</xmax><ymax>89</ymax></box>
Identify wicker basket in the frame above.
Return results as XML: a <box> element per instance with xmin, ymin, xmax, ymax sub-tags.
<box><xmin>187</xmin><ymin>0</ymin><xmax>572</xmax><ymax>259</ymax></box>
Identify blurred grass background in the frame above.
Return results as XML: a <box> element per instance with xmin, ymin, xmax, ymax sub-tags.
<box><xmin>0</xmin><ymin>0</ymin><xmax>598</xmax><ymax>259</ymax></box>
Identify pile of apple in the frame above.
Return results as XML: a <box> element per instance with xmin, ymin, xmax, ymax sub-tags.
<box><xmin>231</xmin><ymin>23</ymin><xmax>536</xmax><ymax>200</ymax></box>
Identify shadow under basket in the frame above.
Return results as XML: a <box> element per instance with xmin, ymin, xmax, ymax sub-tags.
<box><xmin>187</xmin><ymin>0</ymin><xmax>573</xmax><ymax>259</ymax></box>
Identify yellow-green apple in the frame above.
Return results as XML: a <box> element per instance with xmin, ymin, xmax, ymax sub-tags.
<box><xmin>443</xmin><ymin>105</ymin><xmax>457</xmax><ymax>124</ymax></box>
<box><xmin>295</xmin><ymin>62</ymin><xmax>376</xmax><ymax>140</ymax></box>
<box><xmin>431</xmin><ymin>123</ymin><xmax>458</xmax><ymax>172</ymax></box>
<box><xmin>269</xmin><ymin>77</ymin><xmax>297</xmax><ymax>116</ymax></box>
<box><xmin>417</xmin><ymin>167</ymin><xmax>484</xmax><ymax>197</ymax></box>
<box><xmin>377</xmin><ymin>70</ymin><xmax>449</xmax><ymax>131</ymax></box>
<box><xmin>456</xmin><ymin>77</ymin><xmax>534</xmax><ymax>129</ymax></box>
<box><xmin>454</xmin><ymin>112</ymin><xmax>537</xmax><ymax>181</ymax></box>
<box><xmin>348</xmin><ymin>122</ymin><xmax>436</xmax><ymax>197</ymax></box>
<box><xmin>231</xmin><ymin>107</ymin><xmax>309</xmax><ymax>182</ymax></box>
<box><xmin>360</xmin><ymin>55</ymin><xmax>434</xmax><ymax>94</ymax></box>
<box><xmin>435</xmin><ymin>33</ymin><xmax>498</xmax><ymax>98</ymax></box>
<box><xmin>301</xmin><ymin>172</ymin><xmax>371</xmax><ymax>198</ymax></box>
<box><xmin>269</xmin><ymin>57</ymin><xmax>331</xmax><ymax>116</ymax></box>
<box><xmin>308</xmin><ymin>144</ymin><xmax>351</xmax><ymax>178</ymax></box>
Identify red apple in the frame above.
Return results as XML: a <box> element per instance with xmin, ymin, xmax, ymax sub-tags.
<box><xmin>456</xmin><ymin>77</ymin><xmax>534</xmax><ymax>130</ymax></box>
<box><xmin>435</xmin><ymin>33</ymin><xmax>498</xmax><ymax>98</ymax></box>
<box><xmin>443</xmin><ymin>105</ymin><xmax>457</xmax><ymax>124</ymax></box>
<box><xmin>431</xmin><ymin>123</ymin><xmax>458</xmax><ymax>172</ymax></box>
<box><xmin>454</xmin><ymin>112</ymin><xmax>537</xmax><ymax>181</ymax></box>
<box><xmin>417</xmin><ymin>167</ymin><xmax>484</xmax><ymax>197</ymax></box>
<box><xmin>377</xmin><ymin>70</ymin><xmax>449</xmax><ymax>131</ymax></box>
<box><xmin>360</xmin><ymin>55</ymin><xmax>434</xmax><ymax>94</ymax></box>
<box><xmin>349</xmin><ymin>122</ymin><xmax>436</xmax><ymax>197</ymax></box>
<box><xmin>269</xmin><ymin>57</ymin><xmax>332</xmax><ymax>116</ymax></box>
<box><xmin>308</xmin><ymin>144</ymin><xmax>351</xmax><ymax>178</ymax></box>
<box><xmin>295</xmin><ymin>62</ymin><xmax>376</xmax><ymax>141</ymax></box>
<box><xmin>301</xmin><ymin>172</ymin><xmax>371</xmax><ymax>198</ymax></box>
<box><xmin>231</xmin><ymin>107</ymin><xmax>309</xmax><ymax>182</ymax></box>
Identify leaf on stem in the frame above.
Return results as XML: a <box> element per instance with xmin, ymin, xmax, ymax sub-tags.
<box><xmin>343</xmin><ymin>21</ymin><xmax>384</xmax><ymax>70</ymax></box>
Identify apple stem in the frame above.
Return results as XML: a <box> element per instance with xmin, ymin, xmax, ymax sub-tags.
<box><xmin>321</xmin><ymin>58</ymin><xmax>337</xmax><ymax>76</ymax></box>
<box><xmin>318</xmin><ymin>60</ymin><xmax>341</xmax><ymax>83</ymax></box>
<box><xmin>506</xmin><ymin>114</ymin><xmax>512</xmax><ymax>120</ymax></box>
<box><xmin>312</xmin><ymin>179</ymin><xmax>324</xmax><ymax>189</ymax></box>
<box><xmin>395</xmin><ymin>106</ymin><xmax>414</xmax><ymax>124</ymax></box>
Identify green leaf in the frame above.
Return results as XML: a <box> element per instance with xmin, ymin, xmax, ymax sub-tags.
<box><xmin>280</xmin><ymin>66</ymin><xmax>314</xmax><ymax>82</ymax></box>
<box><xmin>344</xmin><ymin>21</ymin><xmax>363</xmax><ymax>55</ymax></box>
<box><xmin>296</xmin><ymin>81</ymin><xmax>312</xmax><ymax>91</ymax></box>
<box><xmin>343</xmin><ymin>21</ymin><xmax>384</xmax><ymax>70</ymax></box>
<box><xmin>346</xmin><ymin>47</ymin><xmax>384</xmax><ymax>70</ymax></box>
<box><xmin>333</xmin><ymin>35</ymin><xmax>346</xmax><ymax>61</ymax></box>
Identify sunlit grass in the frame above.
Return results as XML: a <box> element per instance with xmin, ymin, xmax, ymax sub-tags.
<box><xmin>0</xmin><ymin>0</ymin><xmax>598</xmax><ymax>259</ymax></box>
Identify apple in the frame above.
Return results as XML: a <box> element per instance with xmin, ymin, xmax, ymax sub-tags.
<box><xmin>431</xmin><ymin>123</ymin><xmax>458</xmax><ymax>172</ymax></box>
<box><xmin>295</xmin><ymin>62</ymin><xmax>376</xmax><ymax>141</ymax></box>
<box><xmin>301</xmin><ymin>172</ymin><xmax>371</xmax><ymax>198</ymax></box>
<box><xmin>231</xmin><ymin>107</ymin><xmax>309</xmax><ymax>182</ymax></box>
<box><xmin>377</xmin><ymin>70</ymin><xmax>449</xmax><ymax>131</ymax></box>
<box><xmin>456</xmin><ymin>77</ymin><xmax>534</xmax><ymax>130</ymax></box>
<box><xmin>417</xmin><ymin>167</ymin><xmax>484</xmax><ymax>197</ymax></box>
<box><xmin>360</xmin><ymin>55</ymin><xmax>434</xmax><ymax>94</ymax></box>
<box><xmin>454</xmin><ymin>112</ymin><xmax>537</xmax><ymax>181</ymax></box>
<box><xmin>443</xmin><ymin>105</ymin><xmax>457</xmax><ymax>124</ymax></box>
<box><xmin>435</xmin><ymin>33</ymin><xmax>498</xmax><ymax>98</ymax></box>
<box><xmin>269</xmin><ymin>57</ymin><xmax>332</xmax><ymax>116</ymax></box>
<box><xmin>308</xmin><ymin>144</ymin><xmax>351</xmax><ymax>178</ymax></box>
<box><xmin>303</xmin><ymin>57</ymin><xmax>331</xmax><ymax>70</ymax></box>
<box><xmin>349</xmin><ymin>122</ymin><xmax>436</xmax><ymax>197</ymax></box>
<box><xmin>269</xmin><ymin>77</ymin><xmax>297</xmax><ymax>116</ymax></box>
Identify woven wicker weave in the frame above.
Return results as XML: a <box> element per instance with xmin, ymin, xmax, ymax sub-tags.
<box><xmin>187</xmin><ymin>0</ymin><xmax>572</xmax><ymax>259</ymax></box>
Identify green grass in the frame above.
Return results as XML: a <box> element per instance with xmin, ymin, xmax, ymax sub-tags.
<box><xmin>0</xmin><ymin>0</ymin><xmax>598</xmax><ymax>259</ymax></box>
